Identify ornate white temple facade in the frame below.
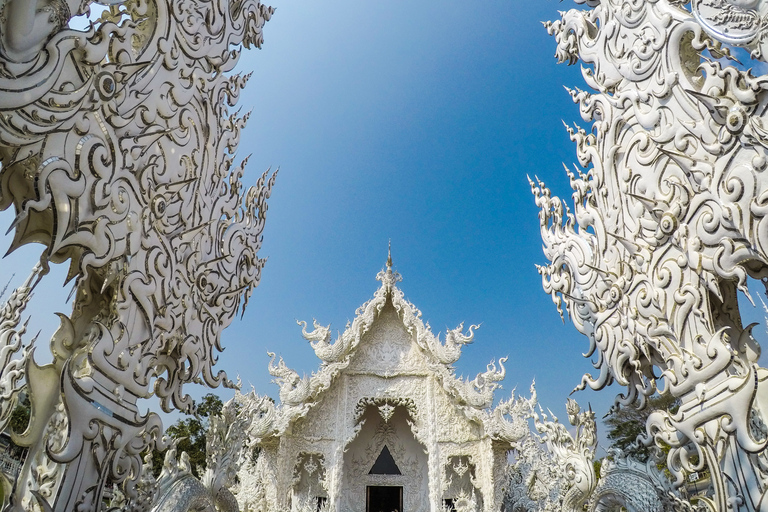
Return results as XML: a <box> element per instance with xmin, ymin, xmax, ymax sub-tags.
<box><xmin>236</xmin><ymin>257</ymin><xmax>528</xmax><ymax>512</ymax></box>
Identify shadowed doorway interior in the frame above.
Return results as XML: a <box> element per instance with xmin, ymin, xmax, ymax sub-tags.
<box><xmin>366</xmin><ymin>486</ymin><xmax>403</xmax><ymax>512</ymax></box>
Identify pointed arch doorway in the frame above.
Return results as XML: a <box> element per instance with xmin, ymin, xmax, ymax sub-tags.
<box><xmin>341</xmin><ymin>402</ymin><xmax>427</xmax><ymax>511</ymax></box>
<box><xmin>367</xmin><ymin>446</ymin><xmax>403</xmax><ymax>512</ymax></box>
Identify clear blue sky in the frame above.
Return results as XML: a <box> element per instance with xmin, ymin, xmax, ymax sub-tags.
<box><xmin>2</xmin><ymin>0</ymin><xmax>767</xmax><ymax>455</ymax></box>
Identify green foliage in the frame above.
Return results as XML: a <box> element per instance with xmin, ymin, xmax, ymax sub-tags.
<box><xmin>593</xmin><ymin>458</ymin><xmax>602</xmax><ymax>481</ymax></box>
<box><xmin>150</xmin><ymin>393</ymin><xmax>223</xmax><ymax>478</ymax></box>
<box><xmin>8</xmin><ymin>394</ymin><xmax>30</xmax><ymax>433</ymax></box>
<box><xmin>196</xmin><ymin>394</ymin><xmax>223</xmax><ymax>418</ymax></box>
<box><xmin>603</xmin><ymin>394</ymin><xmax>679</xmax><ymax>463</ymax></box>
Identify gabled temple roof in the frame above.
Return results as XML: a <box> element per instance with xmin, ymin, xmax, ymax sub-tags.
<box><xmin>246</xmin><ymin>255</ymin><xmax>530</xmax><ymax>444</ymax></box>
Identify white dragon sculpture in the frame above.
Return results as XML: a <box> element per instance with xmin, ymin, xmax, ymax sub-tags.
<box><xmin>500</xmin><ymin>391</ymin><xmax>597</xmax><ymax>512</ymax></box>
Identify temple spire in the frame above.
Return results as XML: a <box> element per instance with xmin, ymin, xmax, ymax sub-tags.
<box><xmin>376</xmin><ymin>240</ymin><xmax>401</xmax><ymax>292</ymax></box>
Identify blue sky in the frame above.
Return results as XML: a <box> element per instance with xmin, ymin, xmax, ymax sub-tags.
<box><xmin>213</xmin><ymin>0</ymin><xmax>614</xmax><ymax>427</ymax></box>
<box><xmin>3</xmin><ymin>0</ymin><xmax>768</xmax><ymax>455</ymax></box>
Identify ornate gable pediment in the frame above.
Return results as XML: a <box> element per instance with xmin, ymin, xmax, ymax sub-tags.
<box><xmin>263</xmin><ymin>255</ymin><xmax>507</xmax><ymax>435</ymax></box>
<box><xmin>241</xmin><ymin>255</ymin><xmax>548</xmax><ymax>480</ymax></box>
<box><xmin>297</xmin><ymin>258</ymin><xmax>479</xmax><ymax>374</ymax></box>
<box><xmin>345</xmin><ymin>301</ymin><xmax>430</xmax><ymax>375</ymax></box>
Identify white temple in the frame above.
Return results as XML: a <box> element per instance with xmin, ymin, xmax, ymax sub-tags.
<box><xmin>236</xmin><ymin>254</ymin><xmax>524</xmax><ymax>512</ymax></box>
<box><xmin>3</xmin><ymin>0</ymin><xmax>762</xmax><ymax>509</ymax></box>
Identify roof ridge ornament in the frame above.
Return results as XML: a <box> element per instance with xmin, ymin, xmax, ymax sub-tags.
<box><xmin>376</xmin><ymin>240</ymin><xmax>402</xmax><ymax>294</ymax></box>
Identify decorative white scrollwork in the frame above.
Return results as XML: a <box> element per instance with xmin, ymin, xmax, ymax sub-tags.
<box><xmin>235</xmin><ymin>262</ymin><xmax>570</xmax><ymax>512</ymax></box>
<box><xmin>0</xmin><ymin>0</ymin><xmax>275</xmax><ymax>509</ymax></box>
<box><xmin>692</xmin><ymin>0</ymin><xmax>768</xmax><ymax>53</ymax></box>
<box><xmin>500</xmin><ymin>388</ymin><xmax>598</xmax><ymax>512</ymax></box>
<box><xmin>354</xmin><ymin>397</ymin><xmax>417</xmax><ymax>424</ymax></box>
<box><xmin>537</xmin><ymin>0</ymin><xmax>768</xmax><ymax>509</ymax></box>
<box><xmin>0</xmin><ymin>264</ymin><xmax>42</xmax><ymax>432</ymax></box>
<box><xmin>486</xmin><ymin>382</ymin><xmax>537</xmax><ymax>444</ymax></box>
<box><xmin>589</xmin><ymin>450</ymin><xmax>700</xmax><ymax>512</ymax></box>
<box><xmin>139</xmin><ymin>390</ymin><xmax>254</xmax><ymax>512</ymax></box>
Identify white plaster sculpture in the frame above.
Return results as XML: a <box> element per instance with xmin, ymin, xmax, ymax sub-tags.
<box><xmin>533</xmin><ymin>399</ymin><xmax>597</xmax><ymax>512</ymax></box>
<box><xmin>231</xmin><ymin>258</ymin><xmax>663</xmax><ymax>512</ymax></box>
<box><xmin>500</xmin><ymin>388</ymin><xmax>598</xmax><ymax>512</ymax></box>
<box><xmin>498</xmin><ymin>390</ymin><xmax>693</xmax><ymax>512</ymax></box>
<box><xmin>536</xmin><ymin>0</ymin><xmax>768</xmax><ymax>509</ymax></box>
<box><xmin>589</xmin><ymin>449</ymin><xmax>699</xmax><ymax>512</ymax></box>
<box><xmin>0</xmin><ymin>265</ymin><xmax>42</xmax><ymax>433</ymax></box>
<box><xmin>0</xmin><ymin>0</ymin><xmax>275</xmax><ymax>510</ymax></box>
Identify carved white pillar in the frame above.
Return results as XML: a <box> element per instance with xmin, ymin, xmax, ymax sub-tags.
<box><xmin>427</xmin><ymin>377</ymin><xmax>441</xmax><ymax>512</ymax></box>
<box><xmin>329</xmin><ymin>373</ymin><xmax>347</xmax><ymax>512</ymax></box>
<box><xmin>478</xmin><ymin>437</ymin><xmax>493</xmax><ymax>512</ymax></box>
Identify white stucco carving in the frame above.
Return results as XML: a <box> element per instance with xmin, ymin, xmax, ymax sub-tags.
<box><xmin>0</xmin><ymin>265</ymin><xmax>42</xmax><ymax>432</ymax></box>
<box><xmin>589</xmin><ymin>450</ymin><xmax>700</xmax><ymax>512</ymax></box>
<box><xmin>497</xmin><ymin>385</ymin><xmax>690</xmax><ymax>512</ymax></box>
<box><xmin>499</xmin><ymin>385</ymin><xmax>597</xmax><ymax>512</ymax></box>
<box><xmin>0</xmin><ymin>0</ymin><xmax>275</xmax><ymax>509</ymax></box>
<box><xmin>109</xmin><ymin>389</ymin><xmax>255</xmax><ymax>512</ymax></box>
<box><xmin>537</xmin><ymin>0</ymin><xmax>768</xmax><ymax>509</ymax></box>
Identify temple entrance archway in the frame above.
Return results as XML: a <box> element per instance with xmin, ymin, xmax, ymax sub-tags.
<box><xmin>340</xmin><ymin>400</ymin><xmax>428</xmax><ymax>511</ymax></box>
<box><xmin>236</xmin><ymin>263</ymin><xmax>517</xmax><ymax>512</ymax></box>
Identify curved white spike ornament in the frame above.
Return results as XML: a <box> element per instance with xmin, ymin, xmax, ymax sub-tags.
<box><xmin>0</xmin><ymin>0</ymin><xmax>275</xmax><ymax>510</ymax></box>
<box><xmin>501</xmin><ymin>392</ymin><xmax>600</xmax><ymax>512</ymax></box>
<box><xmin>537</xmin><ymin>0</ymin><xmax>768</xmax><ymax>509</ymax></box>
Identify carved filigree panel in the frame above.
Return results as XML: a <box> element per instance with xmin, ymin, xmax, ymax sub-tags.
<box><xmin>236</xmin><ymin>263</ymin><xmax>528</xmax><ymax>512</ymax></box>
<box><xmin>347</xmin><ymin>303</ymin><xmax>429</xmax><ymax>375</ymax></box>
<box><xmin>293</xmin><ymin>385</ymin><xmax>341</xmax><ymax>441</ymax></box>
<box><xmin>537</xmin><ymin>0</ymin><xmax>768</xmax><ymax>508</ymax></box>
<box><xmin>292</xmin><ymin>452</ymin><xmax>327</xmax><ymax>503</ymax></box>
<box><xmin>0</xmin><ymin>0</ymin><xmax>276</xmax><ymax>507</ymax></box>
<box><xmin>434</xmin><ymin>387</ymin><xmax>482</xmax><ymax>444</ymax></box>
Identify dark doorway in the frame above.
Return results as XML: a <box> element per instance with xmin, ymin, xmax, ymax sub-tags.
<box><xmin>366</xmin><ymin>486</ymin><xmax>403</xmax><ymax>512</ymax></box>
